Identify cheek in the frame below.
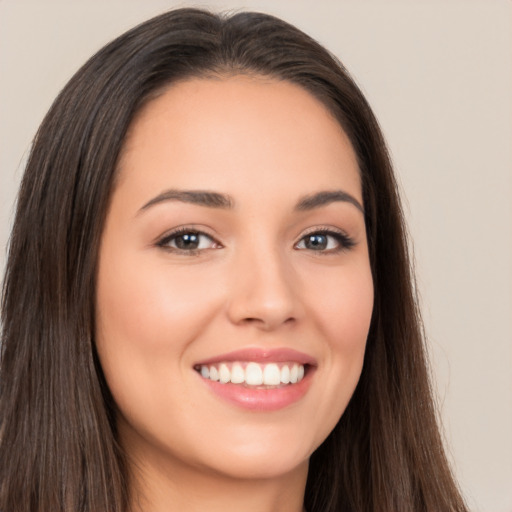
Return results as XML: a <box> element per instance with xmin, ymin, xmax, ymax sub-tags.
<box><xmin>96</xmin><ymin>249</ymin><xmax>221</xmax><ymax>354</ymax></box>
<box><xmin>312</xmin><ymin>263</ymin><xmax>374</xmax><ymax>349</ymax></box>
<box><xmin>305</xmin><ymin>261</ymin><xmax>373</xmax><ymax>411</ymax></box>
<box><xmin>94</xmin><ymin>248</ymin><xmax>225</xmax><ymax>411</ymax></box>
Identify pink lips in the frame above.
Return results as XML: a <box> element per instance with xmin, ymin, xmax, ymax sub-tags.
<box><xmin>195</xmin><ymin>347</ymin><xmax>316</xmax><ymax>366</ymax></box>
<box><xmin>194</xmin><ymin>348</ymin><xmax>316</xmax><ymax>411</ymax></box>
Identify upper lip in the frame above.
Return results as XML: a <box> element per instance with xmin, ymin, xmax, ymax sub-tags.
<box><xmin>195</xmin><ymin>347</ymin><xmax>317</xmax><ymax>367</ymax></box>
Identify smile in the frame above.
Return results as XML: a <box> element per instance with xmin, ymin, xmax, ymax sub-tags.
<box><xmin>193</xmin><ymin>349</ymin><xmax>315</xmax><ymax>411</ymax></box>
<box><xmin>195</xmin><ymin>361</ymin><xmax>306</xmax><ymax>387</ymax></box>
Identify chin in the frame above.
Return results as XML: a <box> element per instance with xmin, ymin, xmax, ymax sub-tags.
<box><xmin>202</xmin><ymin>449</ymin><xmax>310</xmax><ymax>482</ymax></box>
<box><xmin>187</xmin><ymin>425</ymin><xmax>326</xmax><ymax>482</ymax></box>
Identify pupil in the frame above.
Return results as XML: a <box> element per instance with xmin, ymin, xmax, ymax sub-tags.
<box><xmin>307</xmin><ymin>234</ymin><xmax>327</xmax><ymax>250</ymax></box>
<box><xmin>176</xmin><ymin>233</ymin><xmax>199</xmax><ymax>249</ymax></box>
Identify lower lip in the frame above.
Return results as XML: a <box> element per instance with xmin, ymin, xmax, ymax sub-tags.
<box><xmin>198</xmin><ymin>368</ymin><xmax>314</xmax><ymax>411</ymax></box>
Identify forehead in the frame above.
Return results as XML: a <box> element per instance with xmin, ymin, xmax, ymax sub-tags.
<box><xmin>116</xmin><ymin>75</ymin><xmax>362</xmax><ymax>205</ymax></box>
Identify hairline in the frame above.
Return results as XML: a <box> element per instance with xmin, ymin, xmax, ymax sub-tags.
<box><xmin>114</xmin><ymin>70</ymin><xmax>364</xmax><ymax>196</ymax></box>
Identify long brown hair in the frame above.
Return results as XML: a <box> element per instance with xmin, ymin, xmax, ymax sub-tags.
<box><xmin>0</xmin><ymin>8</ymin><xmax>468</xmax><ymax>512</ymax></box>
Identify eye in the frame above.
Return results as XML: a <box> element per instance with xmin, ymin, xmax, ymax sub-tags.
<box><xmin>295</xmin><ymin>229</ymin><xmax>355</xmax><ymax>253</ymax></box>
<box><xmin>157</xmin><ymin>228</ymin><xmax>220</xmax><ymax>253</ymax></box>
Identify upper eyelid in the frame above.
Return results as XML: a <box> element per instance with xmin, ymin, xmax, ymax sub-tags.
<box><xmin>155</xmin><ymin>225</ymin><xmax>354</xmax><ymax>249</ymax></box>
<box><xmin>155</xmin><ymin>226</ymin><xmax>222</xmax><ymax>248</ymax></box>
<box><xmin>300</xmin><ymin>225</ymin><xmax>346</xmax><ymax>235</ymax></box>
<box><xmin>295</xmin><ymin>227</ymin><xmax>356</xmax><ymax>251</ymax></box>
<box><xmin>156</xmin><ymin>226</ymin><xmax>218</xmax><ymax>243</ymax></box>
<box><xmin>297</xmin><ymin>225</ymin><xmax>352</xmax><ymax>241</ymax></box>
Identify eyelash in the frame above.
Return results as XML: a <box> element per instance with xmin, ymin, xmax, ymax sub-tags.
<box><xmin>295</xmin><ymin>227</ymin><xmax>355</xmax><ymax>254</ymax></box>
<box><xmin>156</xmin><ymin>226</ymin><xmax>355</xmax><ymax>255</ymax></box>
<box><xmin>156</xmin><ymin>227</ymin><xmax>219</xmax><ymax>256</ymax></box>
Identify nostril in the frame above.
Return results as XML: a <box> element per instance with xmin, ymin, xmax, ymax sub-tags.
<box><xmin>239</xmin><ymin>315</ymin><xmax>296</xmax><ymax>331</ymax></box>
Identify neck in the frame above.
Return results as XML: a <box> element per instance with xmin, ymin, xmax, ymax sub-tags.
<box><xmin>128</xmin><ymin>452</ymin><xmax>308</xmax><ymax>512</ymax></box>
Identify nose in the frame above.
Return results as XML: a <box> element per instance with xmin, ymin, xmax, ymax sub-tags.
<box><xmin>225</xmin><ymin>245</ymin><xmax>302</xmax><ymax>331</ymax></box>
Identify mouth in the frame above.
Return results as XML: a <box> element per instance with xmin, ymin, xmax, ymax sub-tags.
<box><xmin>193</xmin><ymin>348</ymin><xmax>316</xmax><ymax>411</ymax></box>
<box><xmin>194</xmin><ymin>361</ymin><xmax>307</xmax><ymax>387</ymax></box>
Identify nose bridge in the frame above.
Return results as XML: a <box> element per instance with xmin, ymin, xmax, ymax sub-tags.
<box><xmin>226</xmin><ymin>233</ymin><xmax>300</xmax><ymax>330</ymax></box>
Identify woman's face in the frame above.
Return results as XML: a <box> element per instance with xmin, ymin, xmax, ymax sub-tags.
<box><xmin>96</xmin><ymin>76</ymin><xmax>373</xmax><ymax>483</ymax></box>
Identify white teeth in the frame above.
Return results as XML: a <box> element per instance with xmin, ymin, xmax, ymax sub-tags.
<box><xmin>209</xmin><ymin>366</ymin><xmax>219</xmax><ymax>381</ymax></box>
<box><xmin>230</xmin><ymin>362</ymin><xmax>245</xmax><ymax>384</ymax></box>
<box><xmin>290</xmin><ymin>364</ymin><xmax>299</xmax><ymax>384</ymax></box>
<box><xmin>280</xmin><ymin>365</ymin><xmax>290</xmax><ymax>384</ymax></box>
<box><xmin>197</xmin><ymin>361</ymin><xmax>306</xmax><ymax>386</ymax></box>
<box><xmin>245</xmin><ymin>362</ymin><xmax>263</xmax><ymax>385</ymax></box>
<box><xmin>263</xmin><ymin>363</ymin><xmax>281</xmax><ymax>385</ymax></box>
<box><xmin>219</xmin><ymin>363</ymin><xmax>230</xmax><ymax>383</ymax></box>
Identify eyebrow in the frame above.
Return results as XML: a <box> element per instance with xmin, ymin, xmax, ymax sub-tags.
<box><xmin>139</xmin><ymin>189</ymin><xmax>234</xmax><ymax>212</ymax></box>
<box><xmin>139</xmin><ymin>188</ymin><xmax>364</xmax><ymax>214</ymax></box>
<box><xmin>295</xmin><ymin>190</ymin><xmax>364</xmax><ymax>214</ymax></box>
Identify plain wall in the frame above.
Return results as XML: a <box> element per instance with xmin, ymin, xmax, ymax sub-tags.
<box><xmin>1</xmin><ymin>1</ymin><xmax>511</xmax><ymax>510</ymax></box>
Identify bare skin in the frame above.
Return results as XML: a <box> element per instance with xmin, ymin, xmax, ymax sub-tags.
<box><xmin>96</xmin><ymin>75</ymin><xmax>373</xmax><ymax>511</ymax></box>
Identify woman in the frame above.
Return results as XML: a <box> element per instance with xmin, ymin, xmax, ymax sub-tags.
<box><xmin>0</xmin><ymin>8</ymin><xmax>468</xmax><ymax>512</ymax></box>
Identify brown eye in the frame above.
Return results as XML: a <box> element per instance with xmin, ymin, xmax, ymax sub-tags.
<box><xmin>173</xmin><ymin>232</ymin><xmax>201</xmax><ymax>250</ymax></box>
<box><xmin>158</xmin><ymin>230</ymin><xmax>218</xmax><ymax>252</ymax></box>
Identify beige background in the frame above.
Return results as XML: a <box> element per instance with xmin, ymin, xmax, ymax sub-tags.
<box><xmin>1</xmin><ymin>1</ymin><xmax>511</xmax><ymax>510</ymax></box>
